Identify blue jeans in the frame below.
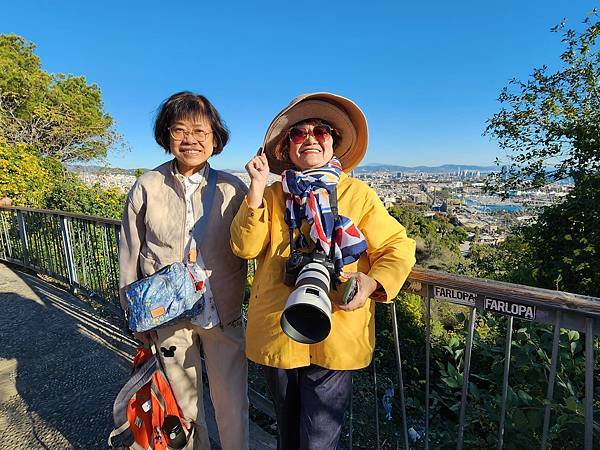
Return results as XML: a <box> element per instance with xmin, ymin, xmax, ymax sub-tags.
<box><xmin>262</xmin><ymin>364</ymin><xmax>353</xmax><ymax>450</ymax></box>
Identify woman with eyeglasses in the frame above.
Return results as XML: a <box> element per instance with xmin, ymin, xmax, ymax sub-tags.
<box><xmin>119</xmin><ymin>92</ymin><xmax>249</xmax><ymax>450</ymax></box>
<box><xmin>230</xmin><ymin>92</ymin><xmax>416</xmax><ymax>450</ymax></box>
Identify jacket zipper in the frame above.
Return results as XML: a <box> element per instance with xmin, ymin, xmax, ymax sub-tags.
<box><xmin>176</xmin><ymin>175</ymin><xmax>187</xmax><ymax>263</ymax></box>
<box><xmin>196</xmin><ymin>173</ymin><xmax>225</xmax><ymax>329</ymax></box>
<box><xmin>178</xmin><ymin>165</ymin><xmax>225</xmax><ymax>329</ymax></box>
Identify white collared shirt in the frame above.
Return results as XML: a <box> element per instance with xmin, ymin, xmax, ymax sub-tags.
<box><xmin>176</xmin><ymin>163</ymin><xmax>220</xmax><ymax>329</ymax></box>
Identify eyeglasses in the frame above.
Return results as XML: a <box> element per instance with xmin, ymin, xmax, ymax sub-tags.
<box><xmin>169</xmin><ymin>126</ymin><xmax>213</xmax><ymax>142</ymax></box>
<box><xmin>288</xmin><ymin>125</ymin><xmax>334</xmax><ymax>145</ymax></box>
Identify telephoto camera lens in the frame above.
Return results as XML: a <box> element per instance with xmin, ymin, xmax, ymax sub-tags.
<box><xmin>280</xmin><ymin>262</ymin><xmax>333</xmax><ymax>344</ymax></box>
<box><xmin>162</xmin><ymin>415</ymin><xmax>187</xmax><ymax>449</ymax></box>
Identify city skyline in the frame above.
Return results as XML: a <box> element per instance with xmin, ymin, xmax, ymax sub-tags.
<box><xmin>1</xmin><ymin>0</ymin><xmax>597</xmax><ymax>171</ymax></box>
<box><xmin>69</xmin><ymin>161</ymin><xmax>499</xmax><ymax>173</ymax></box>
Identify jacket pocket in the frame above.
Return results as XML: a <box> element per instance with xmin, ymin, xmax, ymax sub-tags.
<box><xmin>139</xmin><ymin>252</ymin><xmax>158</xmax><ymax>277</ymax></box>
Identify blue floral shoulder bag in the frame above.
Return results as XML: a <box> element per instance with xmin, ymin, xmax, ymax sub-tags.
<box><xmin>126</xmin><ymin>168</ymin><xmax>218</xmax><ymax>332</ymax></box>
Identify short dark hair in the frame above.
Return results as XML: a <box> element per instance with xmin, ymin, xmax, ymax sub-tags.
<box><xmin>275</xmin><ymin>118</ymin><xmax>341</xmax><ymax>162</ymax></box>
<box><xmin>154</xmin><ymin>92</ymin><xmax>229</xmax><ymax>155</ymax></box>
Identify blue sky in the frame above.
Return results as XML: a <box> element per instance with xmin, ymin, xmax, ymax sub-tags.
<box><xmin>1</xmin><ymin>1</ymin><xmax>597</xmax><ymax>170</ymax></box>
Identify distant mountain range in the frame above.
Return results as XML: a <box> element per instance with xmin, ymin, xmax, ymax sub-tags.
<box><xmin>353</xmin><ymin>164</ymin><xmax>498</xmax><ymax>173</ymax></box>
<box><xmin>68</xmin><ymin>163</ymin><xmax>498</xmax><ymax>175</ymax></box>
<box><xmin>67</xmin><ymin>164</ymin><xmax>142</xmax><ymax>175</ymax></box>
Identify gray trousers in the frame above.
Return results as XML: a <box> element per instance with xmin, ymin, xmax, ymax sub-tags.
<box><xmin>262</xmin><ymin>364</ymin><xmax>353</xmax><ymax>450</ymax></box>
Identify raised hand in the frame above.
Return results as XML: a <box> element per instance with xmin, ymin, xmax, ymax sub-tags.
<box><xmin>246</xmin><ymin>147</ymin><xmax>269</xmax><ymax>184</ymax></box>
<box><xmin>245</xmin><ymin>147</ymin><xmax>270</xmax><ymax>208</ymax></box>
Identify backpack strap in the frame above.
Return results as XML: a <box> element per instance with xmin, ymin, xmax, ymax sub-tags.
<box><xmin>108</xmin><ymin>355</ymin><xmax>158</xmax><ymax>449</ymax></box>
<box><xmin>188</xmin><ymin>167</ymin><xmax>218</xmax><ymax>263</ymax></box>
<box><xmin>194</xmin><ymin>167</ymin><xmax>218</xmax><ymax>243</ymax></box>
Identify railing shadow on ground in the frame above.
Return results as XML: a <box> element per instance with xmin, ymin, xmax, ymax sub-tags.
<box><xmin>1</xmin><ymin>265</ymin><xmax>277</xmax><ymax>450</ymax></box>
<box><xmin>1</xmin><ymin>206</ymin><xmax>598</xmax><ymax>450</ymax></box>
<box><xmin>0</xmin><ymin>265</ymin><xmax>134</xmax><ymax>449</ymax></box>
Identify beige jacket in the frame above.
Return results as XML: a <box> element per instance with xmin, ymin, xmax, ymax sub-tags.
<box><xmin>118</xmin><ymin>160</ymin><xmax>248</xmax><ymax>327</ymax></box>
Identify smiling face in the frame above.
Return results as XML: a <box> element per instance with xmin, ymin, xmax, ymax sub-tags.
<box><xmin>169</xmin><ymin>116</ymin><xmax>215</xmax><ymax>176</ymax></box>
<box><xmin>287</xmin><ymin>121</ymin><xmax>335</xmax><ymax>171</ymax></box>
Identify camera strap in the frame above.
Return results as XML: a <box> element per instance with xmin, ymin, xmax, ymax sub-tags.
<box><xmin>288</xmin><ymin>226</ymin><xmax>296</xmax><ymax>251</ymax></box>
<box><xmin>286</xmin><ymin>185</ymin><xmax>340</xmax><ymax>260</ymax></box>
<box><xmin>328</xmin><ymin>185</ymin><xmax>339</xmax><ymax>266</ymax></box>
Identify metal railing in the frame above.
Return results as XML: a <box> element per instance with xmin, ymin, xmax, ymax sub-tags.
<box><xmin>0</xmin><ymin>206</ymin><xmax>121</xmax><ymax>308</ymax></box>
<box><xmin>385</xmin><ymin>270</ymin><xmax>599</xmax><ymax>450</ymax></box>
<box><xmin>0</xmin><ymin>206</ymin><xmax>598</xmax><ymax>449</ymax></box>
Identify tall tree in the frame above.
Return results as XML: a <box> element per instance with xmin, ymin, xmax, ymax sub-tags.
<box><xmin>480</xmin><ymin>12</ymin><xmax>600</xmax><ymax>296</ymax></box>
<box><xmin>0</xmin><ymin>35</ymin><xmax>127</xmax><ymax>216</ymax></box>
<box><xmin>0</xmin><ymin>34</ymin><xmax>123</xmax><ymax>162</ymax></box>
<box><xmin>485</xmin><ymin>13</ymin><xmax>599</xmax><ymax>196</ymax></box>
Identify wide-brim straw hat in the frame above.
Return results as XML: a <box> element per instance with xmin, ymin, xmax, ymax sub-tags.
<box><xmin>263</xmin><ymin>92</ymin><xmax>368</xmax><ymax>174</ymax></box>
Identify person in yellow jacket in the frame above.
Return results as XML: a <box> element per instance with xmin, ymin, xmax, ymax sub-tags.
<box><xmin>230</xmin><ymin>92</ymin><xmax>416</xmax><ymax>450</ymax></box>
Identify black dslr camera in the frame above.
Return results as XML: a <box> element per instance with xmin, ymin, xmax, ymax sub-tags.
<box><xmin>284</xmin><ymin>249</ymin><xmax>337</xmax><ymax>287</ymax></box>
<box><xmin>281</xmin><ymin>246</ymin><xmax>340</xmax><ymax>344</ymax></box>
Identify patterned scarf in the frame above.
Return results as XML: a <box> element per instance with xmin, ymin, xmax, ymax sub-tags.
<box><xmin>281</xmin><ymin>158</ymin><xmax>368</xmax><ymax>271</ymax></box>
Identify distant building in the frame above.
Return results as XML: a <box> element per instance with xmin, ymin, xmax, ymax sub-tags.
<box><xmin>432</xmin><ymin>200</ymin><xmax>448</xmax><ymax>213</ymax></box>
<box><xmin>412</xmin><ymin>193</ymin><xmax>429</xmax><ymax>204</ymax></box>
<box><xmin>382</xmin><ymin>196</ymin><xmax>396</xmax><ymax>209</ymax></box>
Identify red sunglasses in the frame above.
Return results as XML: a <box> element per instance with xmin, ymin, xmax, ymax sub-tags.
<box><xmin>288</xmin><ymin>125</ymin><xmax>334</xmax><ymax>145</ymax></box>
